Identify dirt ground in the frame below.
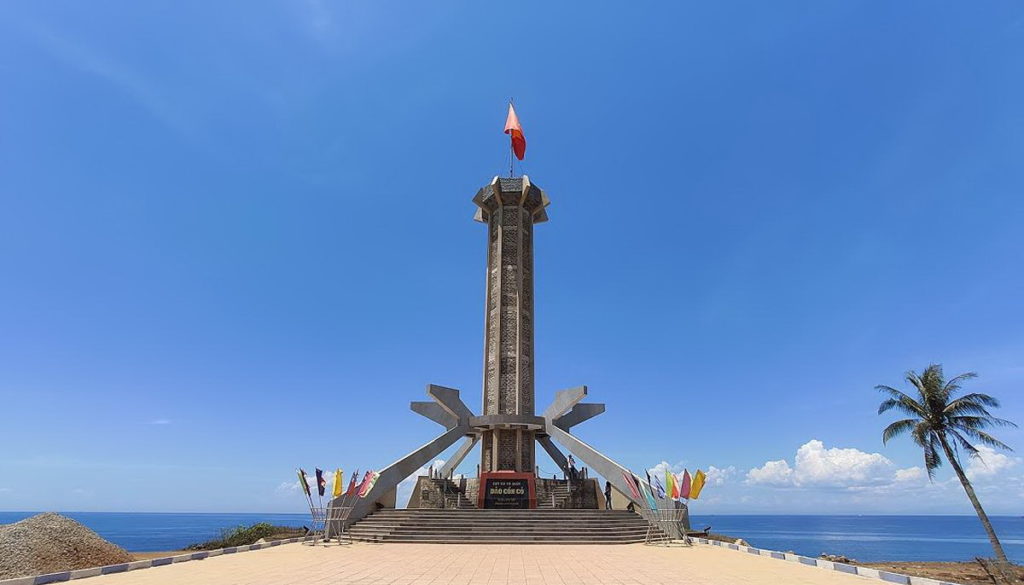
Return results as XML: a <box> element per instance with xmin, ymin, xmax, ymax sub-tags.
<box><xmin>861</xmin><ymin>561</ymin><xmax>1023</xmax><ymax>585</ymax></box>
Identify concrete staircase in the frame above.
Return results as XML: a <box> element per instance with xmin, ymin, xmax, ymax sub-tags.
<box><xmin>535</xmin><ymin>481</ymin><xmax>570</xmax><ymax>509</ymax></box>
<box><xmin>432</xmin><ymin>479</ymin><xmax>476</xmax><ymax>509</ymax></box>
<box><xmin>347</xmin><ymin>509</ymin><xmax>654</xmax><ymax>544</ymax></box>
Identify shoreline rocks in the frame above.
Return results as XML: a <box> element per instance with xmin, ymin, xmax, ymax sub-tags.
<box><xmin>819</xmin><ymin>552</ymin><xmax>857</xmax><ymax>564</ymax></box>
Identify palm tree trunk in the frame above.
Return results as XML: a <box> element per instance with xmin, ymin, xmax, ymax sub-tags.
<box><xmin>938</xmin><ymin>435</ymin><xmax>1009</xmax><ymax>562</ymax></box>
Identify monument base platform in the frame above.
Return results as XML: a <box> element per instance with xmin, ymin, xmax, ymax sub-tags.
<box><xmin>348</xmin><ymin>508</ymin><xmax>657</xmax><ymax>544</ymax></box>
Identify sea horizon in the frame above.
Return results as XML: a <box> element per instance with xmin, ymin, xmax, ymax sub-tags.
<box><xmin>2</xmin><ymin>511</ymin><xmax>1021</xmax><ymax>563</ymax></box>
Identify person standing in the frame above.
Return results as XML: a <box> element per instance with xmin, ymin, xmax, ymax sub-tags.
<box><xmin>604</xmin><ymin>481</ymin><xmax>613</xmax><ymax>510</ymax></box>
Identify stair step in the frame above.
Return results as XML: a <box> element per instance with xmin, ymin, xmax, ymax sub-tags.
<box><xmin>346</xmin><ymin>507</ymin><xmax>665</xmax><ymax>545</ymax></box>
<box><xmin>350</xmin><ymin>527</ymin><xmax>649</xmax><ymax>533</ymax></box>
<box><xmin>350</xmin><ymin>537</ymin><xmax>647</xmax><ymax>544</ymax></box>
<box><xmin>353</xmin><ymin>523</ymin><xmax>648</xmax><ymax>529</ymax></box>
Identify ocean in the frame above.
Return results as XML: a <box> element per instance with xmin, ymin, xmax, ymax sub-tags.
<box><xmin>0</xmin><ymin>512</ymin><xmax>307</xmax><ymax>553</ymax></box>
<box><xmin>689</xmin><ymin>515</ymin><xmax>1024</xmax><ymax>563</ymax></box>
<box><xmin>1</xmin><ymin>512</ymin><xmax>1022</xmax><ymax>562</ymax></box>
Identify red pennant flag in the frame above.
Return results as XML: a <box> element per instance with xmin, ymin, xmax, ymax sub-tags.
<box><xmin>345</xmin><ymin>468</ymin><xmax>360</xmax><ymax>495</ymax></box>
<box><xmin>355</xmin><ymin>471</ymin><xmax>372</xmax><ymax>496</ymax></box>
<box><xmin>680</xmin><ymin>469</ymin><xmax>692</xmax><ymax>499</ymax></box>
<box><xmin>504</xmin><ymin>104</ymin><xmax>526</xmax><ymax>161</ymax></box>
<box><xmin>621</xmin><ymin>471</ymin><xmax>641</xmax><ymax>499</ymax></box>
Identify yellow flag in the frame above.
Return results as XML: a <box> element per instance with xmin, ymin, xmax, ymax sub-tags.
<box><xmin>666</xmin><ymin>469</ymin><xmax>677</xmax><ymax>499</ymax></box>
<box><xmin>690</xmin><ymin>469</ymin><xmax>707</xmax><ymax>500</ymax></box>
<box><xmin>332</xmin><ymin>469</ymin><xmax>344</xmax><ymax>498</ymax></box>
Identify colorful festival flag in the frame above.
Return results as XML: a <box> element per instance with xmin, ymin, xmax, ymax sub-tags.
<box><xmin>652</xmin><ymin>473</ymin><xmax>666</xmax><ymax>499</ymax></box>
<box><xmin>332</xmin><ymin>469</ymin><xmax>343</xmax><ymax>499</ymax></box>
<box><xmin>504</xmin><ymin>103</ymin><xmax>526</xmax><ymax>160</ymax></box>
<box><xmin>297</xmin><ymin>469</ymin><xmax>311</xmax><ymax>497</ymax></box>
<box><xmin>667</xmin><ymin>470</ymin><xmax>678</xmax><ymax>500</ymax></box>
<box><xmin>315</xmin><ymin>468</ymin><xmax>327</xmax><ymax>497</ymax></box>
<box><xmin>358</xmin><ymin>471</ymin><xmax>380</xmax><ymax>498</ymax></box>
<box><xmin>690</xmin><ymin>469</ymin><xmax>707</xmax><ymax>500</ymax></box>
<box><xmin>641</xmin><ymin>479</ymin><xmax>658</xmax><ymax>510</ymax></box>
<box><xmin>346</xmin><ymin>469</ymin><xmax>360</xmax><ymax>495</ymax></box>
<box><xmin>679</xmin><ymin>469</ymin><xmax>692</xmax><ymax>499</ymax></box>
<box><xmin>630</xmin><ymin>474</ymin><xmax>646</xmax><ymax>504</ymax></box>
<box><xmin>355</xmin><ymin>471</ymin><xmax>371</xmax><ymax>496</ymax></box>
<box><xmin>622</xmin><ymin>470</ymin><xmax>642</xmax><ymax>499</ymax></box>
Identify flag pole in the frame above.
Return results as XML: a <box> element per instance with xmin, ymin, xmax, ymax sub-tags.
<box><xmin>298</xmin><ymin>469</ymin><xmax>315</xmax><ymax>511</ymax></box>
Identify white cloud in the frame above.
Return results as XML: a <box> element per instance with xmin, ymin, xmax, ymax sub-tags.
<box><xmin>705</xmin><ymin>465</ymin><xmax>737</xmax><ymax>486</ymax></box>
<box><xmin>646</xmin><ymin>461</ymin><xmax>677</xmax><ymax>479</ymax></box>
<box><xmin>0</xmin><ymin>488</ymin><xmax>12</xmax><ymax>494</ymax></box>
<box><xmin>148</xmin><ymin>419</ymin><xmax>171</xmax><ymax>425</ymax></box>
<box><xmin>746</xmin><ymin>459</ymin><xmax>794</xmax><ymax>486</ymax></box>
<box><xmin>275</xmin><ymin>479</ymin><xmax>303</xmax><ymax>496</ymax></box>
<box><xmin>747</xmin><ymin>440</ymin><xmax>918</xmax><ymax>489</ymax></box>
<box><xmin>967</xmin><ymin>445</ymin><xmax>1021</xmax><ymax>480</ymax></box>
<box><xmin>792</xmin><ymin>440</ymin><xmax>894</xmax><ymax>487</ymax></box>
<box><xmin>894</xmin><ymin>467</ymin><xmax>926</xmax><ymax>483</ymax></box>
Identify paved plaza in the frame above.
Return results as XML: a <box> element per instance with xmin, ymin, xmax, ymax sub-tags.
<box><xmin>82</xmin><ymin>543</ymin><xmax>873</xmax><ymax>585</ymax></box>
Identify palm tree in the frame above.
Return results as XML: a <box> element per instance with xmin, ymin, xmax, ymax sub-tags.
<box><xmin>877</xmin><ymin>364</ymin><xmax>1017</xmax><ymax>562</ymax></box>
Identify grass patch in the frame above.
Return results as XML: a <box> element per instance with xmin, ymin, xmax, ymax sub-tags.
<box><xmin>185</xmin><ymin>523</ymin><xmax>305</xmax><ymax>551</ymax></box>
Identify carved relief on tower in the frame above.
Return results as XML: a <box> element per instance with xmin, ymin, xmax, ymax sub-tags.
<box><xmin>499</xmin><ymin>356</ymin><xmax>517</xmax><ymax>414</ymax></box>
<box><xmin>520</xmin><ymin>433</ymin><xmax>534</xmax><ymax>471</ymax></box>
<box><xmin>519</xmin><ymin>362</ymin><xmax>533</xmax><ymax>414</ymax></box>
<box><xmin>481</xmin><ymin>433</ymin><xmax>494</xmax><ymax>472</ymax></box>
<box><xmin>498</xmin><ymin>430</ymin><xmax>517</xmax><ymax>470</ymax></box>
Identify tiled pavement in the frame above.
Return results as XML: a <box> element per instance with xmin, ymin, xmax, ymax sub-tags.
<box><xmin>75</xmin><ymin>542</ymin><xmax>874</xmax><ymax>585</ymax></box>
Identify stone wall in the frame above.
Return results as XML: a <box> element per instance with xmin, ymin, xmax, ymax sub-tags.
<box><xmin>406</xmin><ymin>477</ymin><xmax>476</xmax><ymax>509</ymax></box>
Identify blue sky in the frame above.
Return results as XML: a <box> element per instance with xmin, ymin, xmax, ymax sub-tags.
<box><xmin>1</xmin><ymin>1</ymin><xmax>1022</xmax><ymax>515</ymax></box>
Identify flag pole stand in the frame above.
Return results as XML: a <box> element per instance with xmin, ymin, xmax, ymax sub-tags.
<box><xmin>298</xmin><ymin>470</ymin><xmax>327</xmax><ymax>546</ymax></box>
<box><xmin>326</xmin><ymin>474</ymin><xmax>360</xmax><ymax>545</ymax></box>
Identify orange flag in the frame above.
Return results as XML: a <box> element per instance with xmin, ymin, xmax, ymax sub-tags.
<box><xmin>504</xmin><ymin>103</ymin><xmax>526</xmax><ymax>160</ymax></box>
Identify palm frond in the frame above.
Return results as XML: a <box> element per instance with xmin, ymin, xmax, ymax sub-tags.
<box><xmin>942</xmin><ymin>372</ymin><xmax>978</xmax><ymax>398</ymax></box>
<box><xmin>945</xmin><ymin>392</ymin><xmax>998</xmax><ymax>409</ymax></box>
<box><xmin>876</xmin><ymin>386</ymin><xmax>926</xmax><ymax>417</ymax></box>
<box><xmin>948</xmin><ymin>429</ymin><xmax>980</xmax><ymax>457</ymax></box>
<box><xmin>952</xmin><ymin>426</ymin><xmax>1015</xmax><ymax>452</ymax></box>
<box><xmin>950</xmin><ymin>415</ymin><xmax>1018</xmax><ymax>430</ymax></box>
<box><xmin>904</xmin><ymin>371</ymin><xmax>928</xmax><ymax>402</ymax></box>
<box><xmin>882</xmin><ymin>419</ymin><xmax>918</xmax><ymax>444</ymax></box>
<box><xmin>944</xmin><ymin>401</ymin><xmax>994</xmax><ymax>418</ymax></box>
<box><xmin>924</xmin><ymin>433</ymin><xmax>942</xmax><ymax>479</ymax></box>
<box><xmin>911</xmin><ymin>421</ymin><xmax>931</xmax><ymax>449</ymax></box>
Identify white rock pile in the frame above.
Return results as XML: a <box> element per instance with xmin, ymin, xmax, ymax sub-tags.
<box><xmin>0</xmin><ymin>513</ymin><xmax>134</xmax><ymax>580</ymax></box>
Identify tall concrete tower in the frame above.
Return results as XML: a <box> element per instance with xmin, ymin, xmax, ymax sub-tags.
<box><xmin>472</xmin><ymin>176</ymin><xmax>550</xmax><ymax>473</ymax></box>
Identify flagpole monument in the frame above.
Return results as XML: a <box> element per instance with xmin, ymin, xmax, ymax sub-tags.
<box><xmin>327</xmin><ymin>105</ymin><xmax>687</xmax><ymax>538</ymax></box>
